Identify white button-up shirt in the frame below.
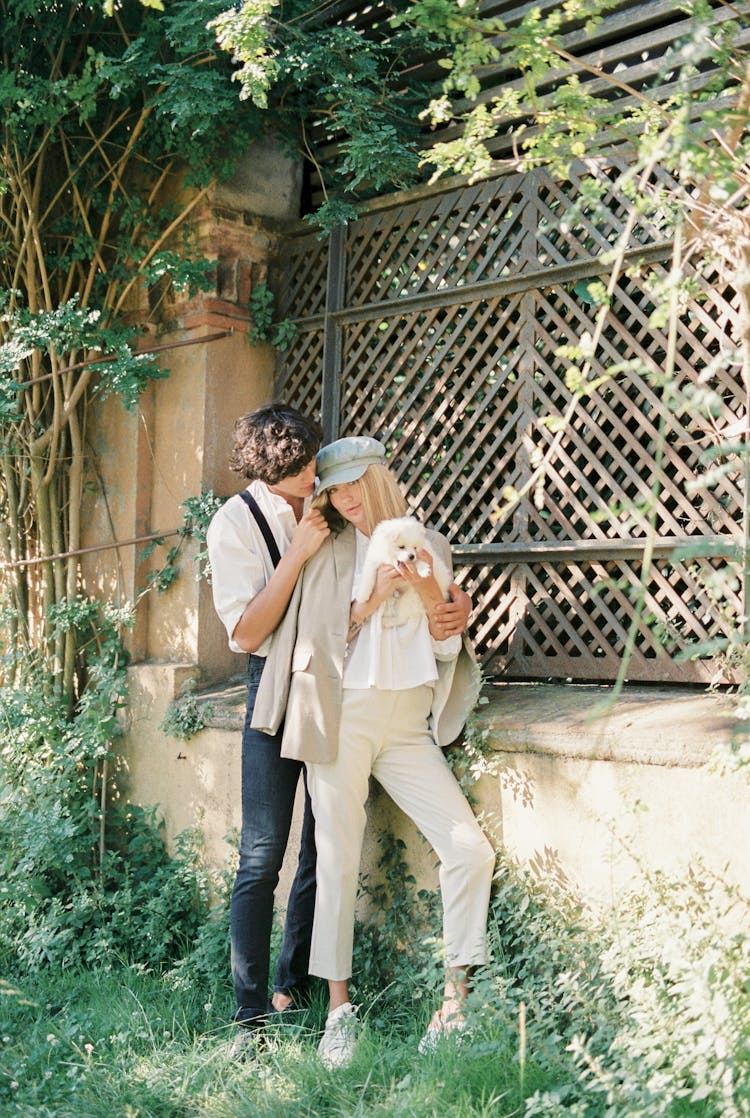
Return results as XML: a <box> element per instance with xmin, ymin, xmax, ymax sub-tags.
<box><xmin>206</xmin><ymin>479</ymin><xmax>303</xmax><ymax>656</ymax></box>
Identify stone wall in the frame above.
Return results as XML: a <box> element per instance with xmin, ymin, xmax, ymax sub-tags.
<box><xmin>118</xmin><ymin>672</ymin><xmax>748</xmax><ymax>918</ymax></box>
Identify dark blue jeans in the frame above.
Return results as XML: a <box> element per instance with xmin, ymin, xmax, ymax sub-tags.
<box><xmin>230</xmin><ymin>655</ymin><xmax>317</xmax><ymax>1027</ymax></box>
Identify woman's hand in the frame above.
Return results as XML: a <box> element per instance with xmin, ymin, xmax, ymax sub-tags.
<box><xmin>347</xmin><ymin>562</ymin><xmax>405</xmax><ymax>644</ymax></box>
<box><xmin>399</xmin><ymin>549</ymin><xmax>448</xmax><ymax>638</ymax></box>
<box><xmin>372</xmin><ymin>561</ymin><xmax>406</xmax><ymax>606</ymax></box>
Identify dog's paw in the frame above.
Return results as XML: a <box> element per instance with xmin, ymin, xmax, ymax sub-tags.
<box><xmin>415</xmin><ymin>560</ymin><xmax>431</xmax><ymax>578</ymax></box>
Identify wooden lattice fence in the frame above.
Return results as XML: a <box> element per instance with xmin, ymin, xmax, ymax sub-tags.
<box><xmin>273</xmin><ymin>160</ymin><xmax>744</xmax><ymax>685</ymax></box>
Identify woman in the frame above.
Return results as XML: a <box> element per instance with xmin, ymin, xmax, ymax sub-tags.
<box><xmin>252</xmin><ymin>436</ymin><xmax>495</xmax><ymax>1068</ymax></box>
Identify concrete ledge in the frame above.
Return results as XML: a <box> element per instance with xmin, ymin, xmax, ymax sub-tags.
<box><xmin>196</xmin><ymin>677</ymin><xmax>247</xmax><ymax>731</ymax></box>
<box><xmin>460</xmin><ymin>682</ymin><xmax>747</xmax><ymax>910</ymax></box>
<box><xmin>121</xmin><ymin>667</ymin><xmax>747</xmax><ymax>914</ymax></box>
<box><xmin>476</xmin><ymin>681</ymin><xmax>735</xmax><ymax>768</ymax></box>
<box><xmin>200</xmin><ymin>678</ymin><xmax>737</xmax><ymax>770</ymax></box>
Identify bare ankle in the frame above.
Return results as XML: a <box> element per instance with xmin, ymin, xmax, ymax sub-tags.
<box><xmin>440</xmin><ymin>998</ymin><xmax>465</xmax><ymax>1023</ymax></box>
<box><xmin>328</xmin><ymin>979</ymin><xmax>351</xmax><ymax>1013</ymax></box>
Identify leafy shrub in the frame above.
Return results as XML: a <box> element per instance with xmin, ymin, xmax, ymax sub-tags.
<box><xmin>350</xmin><ymin>808</ymin><xmax>750</xmax><ymax>1116</ymax></box>
<box><xmin>527</xmin><ymin>866</ymin><xmax>750</xmax><ymax>1118</ymax></box>
<box><xmin>352</xmin><ymin>830</ymin><xmax>443</xmax><ymax>1029</ymax></box>
<box><xmin>160</xmin><ymin>681</ymin><xmax>213</xmax><ymax>741</ymax></box>
<box><xmin>0</xmin><ymin>600</ymin><xmax>215</xmax><ymax>975</ymax></box>
<box><xmin>247</xmin><ymin>282</ymin><xmax>298</xmax><ymax>350</ymax></box>
<box><xmin>166</xmin><ymin>862</ymin><xmax>233</xmax><ymax>998</ymax></box>
<box><xmin>484</xmin><ymin>849</ymin><xmax>750</xmax><ymax>1117</ymax></box>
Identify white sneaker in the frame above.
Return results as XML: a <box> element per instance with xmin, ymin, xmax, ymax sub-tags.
<box><xmin>317</xmin><ymin>1002</ymin><xmax>358</xmax><ymax>1069</ymax></box>
<box><xmin>228</xmin><ymin>1026</ymin><xmax>260</xmax><ymax>1061</ymax></box>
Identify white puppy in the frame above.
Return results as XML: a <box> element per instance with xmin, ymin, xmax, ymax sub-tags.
<box><xmin>355</xmin><ymin>515</ymin><xmax>452</xmax><ymax>627</ymax></box>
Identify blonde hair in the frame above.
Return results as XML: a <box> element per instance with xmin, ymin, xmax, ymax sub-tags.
<box><xmin>314</xmin><ymin>462</ymin><xmax>407</xmax><ymax>533</ymax></box>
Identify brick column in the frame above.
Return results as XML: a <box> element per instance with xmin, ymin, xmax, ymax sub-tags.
<box><xmin>81</xmin><ymin>140</ymin><xmax>302</xmax><ymax>682</ymax></box>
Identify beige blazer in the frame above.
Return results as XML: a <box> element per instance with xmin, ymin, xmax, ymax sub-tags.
<box><xmin>251</xmin><ymin>523</ymin><xmax>481</xmax><ymax>763</ymax></box>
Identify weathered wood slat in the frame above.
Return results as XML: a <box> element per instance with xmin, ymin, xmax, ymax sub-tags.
<box><xmin>330</xmin><ymin>242</ymin><xmax>675</xmax><ymax>320</ymax></box>
<box><xmin>452</xmin><ymin>535</ymin><xmax>739</xmax><ymax>562</ymax></box>
<box><xmin>448</xmin><ymin>5</ymin><xmax>743</xmax><ymax>118</ymax></box>
<box><xmin>304</xmin><ymin>0</ymin><xmax>743</xmax><ymax>198</ymax></box>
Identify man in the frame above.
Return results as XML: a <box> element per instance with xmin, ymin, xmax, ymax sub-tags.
<box><xmin>207</xmin><ymin>403</ymin><xmax>329</xmax><ymax>1054</ymax></box>
<box><xmin>207</xmin><ymin>402</ymin><xmax>472</xmax><ymax>1055</ymax></box>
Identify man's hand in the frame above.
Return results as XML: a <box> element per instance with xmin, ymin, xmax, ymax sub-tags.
<box><xmin>288</xmin><ymin>509</ymin><xmax>330</xmax><ymax>562</ymax></box>
<box><xmin>431</xmin><ymin>584</ymin><xmax>472</xmax><ymax>640</ymax></box>
<box><xmin>400</xmin><ymin>550</ymin><xmax>465</xmax><ymax>641</ymax></box>
<box><xmin>231</xmin><ymin>509</ymin><xmax>329</xmax><ymax>654</ymax></box>
<box><xmin>400</xmin><ymin>549</ymin><xmax>444</xmax><ymax>613</ymax></box>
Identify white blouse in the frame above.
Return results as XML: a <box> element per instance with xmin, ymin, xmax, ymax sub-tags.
<box><xmin>343</xmin><ymin>529</ymin><xmax>461</xmax><ymax>691</ymax></box>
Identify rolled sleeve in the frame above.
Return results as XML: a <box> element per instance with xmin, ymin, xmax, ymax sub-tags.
<box><xmin>206</xmin><ymin>501</ymin><xmax>268</xmax><ymax>654</ymax></box>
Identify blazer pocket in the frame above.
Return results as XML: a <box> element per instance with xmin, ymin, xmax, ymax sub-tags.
<box><xmin>291</xmin><ymin>645</ymin><xmax>313</xmax><ymax>673</ymax></box>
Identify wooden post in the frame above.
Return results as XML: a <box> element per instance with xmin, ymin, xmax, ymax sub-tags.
<box><xmin>321</xmin><ymin>223</ymin><xmax>347</xmax><ymax>442</ymax></box>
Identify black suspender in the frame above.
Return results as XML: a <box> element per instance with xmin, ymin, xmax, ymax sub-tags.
<box><xmin>238</xmin><ymin>490</ymin><xmax>282</xmax><ymax>569</ymax></box>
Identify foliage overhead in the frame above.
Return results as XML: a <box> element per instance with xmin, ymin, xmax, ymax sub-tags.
<box><xmin>215</xmin><ymin>2</ymin><xmax>750</xmax><ymax>728</ymax></box>
<box><xmin>215</xmin><ymin>0</ymin><xmax>749</xmax><ymax>226</ymax></box>
<box><xmin>0</xmin><ymin>0</ymin><xmax>261</xmax><ymax>702</ymax></box>
<box><xmin>210</xmin><ymin>0</ymin><xmax>452</xmax><ymax>228</ymax></box>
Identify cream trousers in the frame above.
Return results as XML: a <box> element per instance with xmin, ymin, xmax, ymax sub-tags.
<box><xmin>306</xmin><ymin>685</ymin><xmax>495</xmax><ymax>982</ymax></box>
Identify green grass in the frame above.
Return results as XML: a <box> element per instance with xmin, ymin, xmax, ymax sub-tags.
<box><xmin>3</xmin><ymin>838</ymin><xmax>749</xmax><ymax>1117</ymax></box>
<box><xmin>0</xmin><ymin>967</ymin><xmax>539</xmax><ymax>1118</ymax></box>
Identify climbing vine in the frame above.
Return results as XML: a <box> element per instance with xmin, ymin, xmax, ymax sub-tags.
<box><xmin>0</xmin><ymin>1</ymin><xmax>256</xmax><ymax>705</ymax></box>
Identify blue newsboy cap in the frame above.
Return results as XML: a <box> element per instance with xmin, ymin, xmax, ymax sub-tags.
<box><xmin>316</xmin><ymin>436</ymin><xmax>386</xmax><ymax>492</ymax></box>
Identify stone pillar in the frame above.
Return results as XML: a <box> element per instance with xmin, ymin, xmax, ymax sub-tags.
<box><xmin>137</xmin><ymin>207</ymin><xmax>278</xmax><ymax>683</ymax></box>
<box><xmin>82</xmin><ymin>141</ymin><xmax>305</xmax><ymax>893</ymax></box>
<box><xmin>81</xmin><ymin>212</ymin><xmax>275</xmax><ymax>682</ymax></box>
<box><xmin>81</xmin><ymin>140</ymin><xmax>303</xmax><ymax>683</ymax></box>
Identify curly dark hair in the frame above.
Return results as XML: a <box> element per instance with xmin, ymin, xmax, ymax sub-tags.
<box><xmin>229</xmin><ymin>403</ymin><xmax>322</xmax><ymax>484</ymax></box>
